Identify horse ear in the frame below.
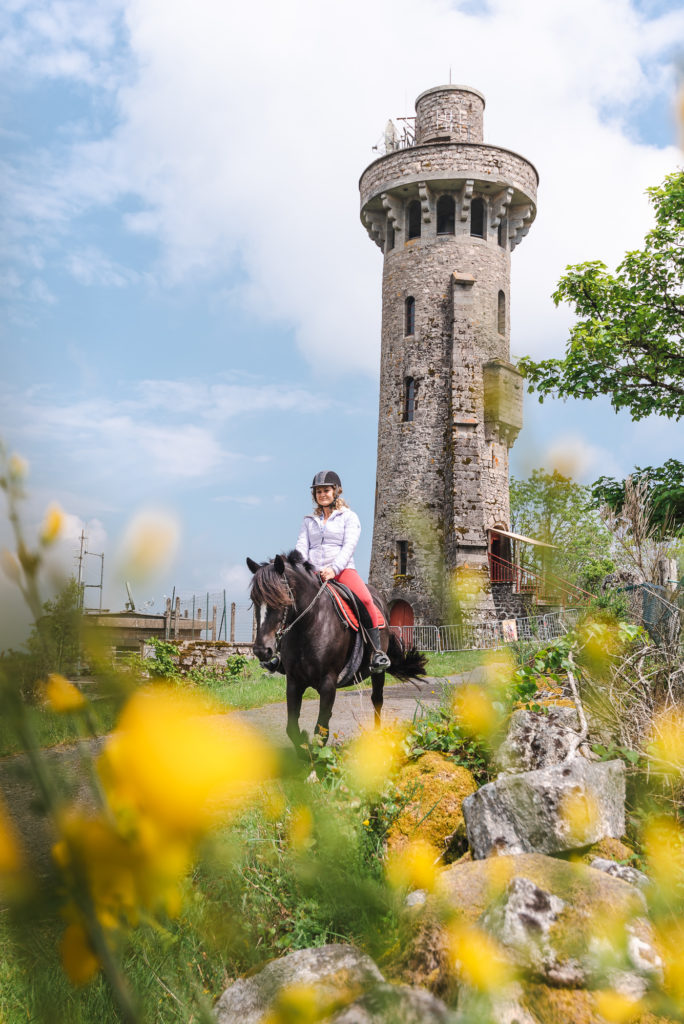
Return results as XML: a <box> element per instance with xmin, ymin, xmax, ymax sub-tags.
<box><xmin>246</xmin><ymin>557</ymin><xmax>260</xmax><ymax>574</ymax></box>
<box><xmin>274</xmin><ymin>554</ymin><xmax>285</xmax><ymax>575</ymax></box>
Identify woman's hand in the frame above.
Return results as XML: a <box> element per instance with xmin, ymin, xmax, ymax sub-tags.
<box><xmin>320</xmin><ymin>567</ymin><xmax>335</xmax><ymax>583</ymax></box>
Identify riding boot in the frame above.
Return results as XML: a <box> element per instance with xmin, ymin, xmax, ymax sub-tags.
<box><xmin>368</xmin><ymin>627</ymin><xmax>391</xmax><ymax>673</ymax></box>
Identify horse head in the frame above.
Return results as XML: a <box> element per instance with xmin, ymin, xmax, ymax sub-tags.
<box><xmin>246</xmin><ymin>553</ymin><xmax>298</xmax><ymax>669</ymax></box>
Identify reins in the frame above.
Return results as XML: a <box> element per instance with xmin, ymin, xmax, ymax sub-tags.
<box><xmin>274</xmin><ymin>572</ymin><xmax>328</xmax><ymax>647</ymax></box>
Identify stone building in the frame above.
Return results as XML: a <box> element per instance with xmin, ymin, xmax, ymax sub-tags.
<box><xmin>359</xmin><ymin>85</ymin><xmax>538</xmax><ymax>625</ymax></box>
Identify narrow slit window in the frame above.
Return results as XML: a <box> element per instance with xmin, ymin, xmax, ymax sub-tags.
<box><xmin>497</xmin><ymin>217</ymin><xmax>507</xmax><ymax>248</ymax></box>
<box><xmin>386</xmin><ymin>220</ymin><xmax>395</xmax><ymax>251</ymax></box>
<box><xmin>436</xmin><ymin>194</ymin><xmax>455</xmax><ymax>234</ymax></box>
<box><xmin>498</xmin><ymin>290</ymin><xmax>505</xmax><ymax>334</ymax></box>
<box><xmin>397</xmin><ymin>540</ymin><xmax>408</xmax><ymax>575</ymax></box>
<box><xmin>405</xmin><ymin>296</ymin><xmax>415</xmax><ymax>336</ymax></box>
<box><xmin>403</xmin><ymin>377</ymin><xmax>415</xmax><ymax>421</ymax></box>
<box><xmin>470</xmin><ymin>197</ymin><xmax>485</xmax><ymax>238</ymax></box>
<box><xmin>407</xmin><ymin>200</ymin><xmax>421</xmax><ymax>239</ymax></box>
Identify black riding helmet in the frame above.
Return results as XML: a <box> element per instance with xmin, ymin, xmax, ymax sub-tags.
<box><xmin>311</xmin><ymin>470</ymin><xmax>342</xmax><ymax>490</ymax></box>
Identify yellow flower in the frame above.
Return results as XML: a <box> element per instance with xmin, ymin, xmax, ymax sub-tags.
<box><xmin>447</xmin><ymin>922</ymin><xmax>515</xmax><ymax>991</ymax></box>
<box><xmin>119</xmin><ymin>510</ymin><xmax>180</xmax><ymax>581</ymax></box>
<box><xmin>99</xmin><ymin>685</ymin><xmax>276</xmax><ymax>834</ymax></box>
<box><xmin>45</xmin><ymin>673</ymin><xmax>86</xmax><ymax>713</ymax></box>
<box><xmin>561</xmin><ymin>789</ymin><xmax>599</xmax><ymax>845</ymax></box>
<box><xmin>642</xmin><ymin>815</ymin><xmax>684</xmax><ymax>892</ymax></box>
<box><xmin>452</xmin><ymin>684</ymin><xmax>499</xmax><ymax>739</ymax></box>
<box><xmin>40</xmin><ymin>502</ymin><xmax>65</xmax><ymax>545</ymax></box>
<box><xmin>60</xmin><ymin>922</ymin><xmax>101</xmax><ymax>986</ymax></box>
<box><xmin>264</xmin><ymin>983</ymin><xmax>320</xmax><ymax>1024</ymax></box>
<box><xmin>344</xmin><ymin>725</ymin><xmax>404</xmax><ymax>794</ymax></box>
<box><xmin>7</xmin><ymin>454</ymin><xmax>28</xmax><ymax>481</ymax></box>
<box><xmin>656</xmin><ymin>920</ymin><xmax>684</xmax><ymax>1003</ymax></box>
<box><xmin>595</xmin><ymin>989</ymin><xmax>643</xmax><ymax>1023</ymax></box>
<box><xmin>0</xmin><ymin>549</ymin><xmax>21</xmax><ymax>584</ymax></box>
<box><xmin>386</xmin><ymin>839</ymin><xmax>437</xmax><ymax>892</ymax></box>
<box><xmin>0</xmin><ymin>798</ymin><xmax>22</xmax><ymax>876</ymax></box>
<box><xmin>647</xmin><ymin>708</ymin><xmax>684</xmax><ymax>776</ymax></box>
<box><xmin>289</xmin><ymin>806</ymin><xmax>313</xmax><ymax>851</ymax></box>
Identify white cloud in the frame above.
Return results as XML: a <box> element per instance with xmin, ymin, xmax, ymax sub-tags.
<box><xmin>2</xmin><ymin>0</ymin><xmax>682</xmax><ymax>375</ymax></box>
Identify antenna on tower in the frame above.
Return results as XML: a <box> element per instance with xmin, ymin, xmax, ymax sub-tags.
<box><xmin>449</xmin><ymin>66</ymin><xmax>452</xmax><ymax>84</ymax></box>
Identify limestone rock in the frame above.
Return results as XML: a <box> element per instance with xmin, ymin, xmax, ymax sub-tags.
<box><xmin>480</xmin><ymin>876</ymin><xmax>583</xmax><ymax>986</ymax></box>
<box><xmin>397</xmin><ymin>853</ymin><xmax>646</xmax><ymax>1000</ymax></box>
<box><xmin>327</xmin><ymin>983</ymin><xmax>453</xmax><ymax>1023</ymax></box>
<box><xmin>494</xmin><ymin>708</ymin><xmax>580</xmax><ymax>774</ymax></box>
<box><xmin>589</xmin><ymin>857</ymin><xmax>650</xmax><ymax>890</ymax></box>
<box><xmin>214</xmin><ymin>944</ymin><xmax>384</xmax><ymax>1024</ymax></box>
<box><xmin>462</xmin><ymin>757</ymin><xmax>625</xmax><ymax>858</ymax></box>
<box><xmin>387</xmin><ymin>752</ymin><xmax>477</xmax><ymax>860</ymax></box>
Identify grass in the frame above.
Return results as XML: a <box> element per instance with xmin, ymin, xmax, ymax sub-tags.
<box><xmin>0</xmin><ymin>649</ymin><xmax>505</xmax><ymax>758</ymax></box>
<box><xmin>0</xmin><ymin>773</ymin><xmax>399</xmax><ymax>1024</ymax></box>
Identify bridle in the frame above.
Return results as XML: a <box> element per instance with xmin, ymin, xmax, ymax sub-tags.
<box><xmin>264</xmin><ymin>569</ymin><xmax>329</xmax><ymax>656</ymax></box>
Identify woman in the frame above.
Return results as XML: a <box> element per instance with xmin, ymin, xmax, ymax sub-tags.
<box><xmin>295</xmin><ymin>470</ymin><xmax>391</xmax><ymax>671</ymax></box>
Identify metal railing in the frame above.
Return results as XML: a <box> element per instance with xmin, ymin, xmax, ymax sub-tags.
<box><xmin>391</xmin><ymin>609</ymin><xmax>580</xmax><ymax>653</ymax></box>
<box><xmin>488</xmin><ymin>553</ymin><xmax>593</xmax><ymax>608</ymax></box>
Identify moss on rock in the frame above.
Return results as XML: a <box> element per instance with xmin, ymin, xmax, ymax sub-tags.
<box><xmin>386</xmin><ymin>753</ymin><xmax>476</xmax><ymax>861</ymax></box>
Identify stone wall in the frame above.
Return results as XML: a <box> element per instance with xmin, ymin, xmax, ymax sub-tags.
<box><xmin>361</xmin><ymin>85</ymin><xmax>538</xmax><ymax>625</ymax></box>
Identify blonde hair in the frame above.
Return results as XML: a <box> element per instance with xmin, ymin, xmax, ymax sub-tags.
<box><xmin>312</xmin><ymin>485</ymin><xmax>349</xmax><ymax>516</ymax></box>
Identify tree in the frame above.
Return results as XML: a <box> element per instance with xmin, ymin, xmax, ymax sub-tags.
<box><xmin>591</xmin><ymin>459</ymin><xmax>684</xmax><ymax>537</ymax></box>
<box><xmin>518</xmin><ymin>171</ymin><xmax>684</xmax><ymax>421</ymax></box>
<box><xmin>510</xmin><ymin>469</ymin><xmax>613</xmax><ymax>589</ymax></box>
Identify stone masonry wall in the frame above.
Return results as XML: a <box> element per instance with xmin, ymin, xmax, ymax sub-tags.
<box><xmin>362</xmin><ymin>86</ymin><xmax>538</xmax><ymax>624</ymax></box>
<box><xmin>414</xmin><ymin>84</ymin><xmax>485</xmax><ymax>144</ymax></box>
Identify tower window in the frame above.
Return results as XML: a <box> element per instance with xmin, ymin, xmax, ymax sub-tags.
<box><xmin>397</xmin><ymin>540</ymin><xmax>408</xmax><ymax>575</ymax></box>
<box><xmin>436</xmin><ymin>195</ymin><xmax>455</xmax><ymax>235</ymax></box>
<box><xmin>386</xmin><ymin>221</ymin><xmax>395</xmax><ymax>251</ymax></box>
<box><xmin>407</xmin><ymin>200</ymin><xmax>421</xmax><ymax>239</ymax></box>
<box><xmin>498</xmin><ymin>290</ymin><xmax>505</xmax><ymax>334</ymax></box>
<box><xmin>498</xmin><ymin>217</ymin><xmax>507</xmax><ymax>248</ymax></box>
<box><xmin>403</xmin><ymin>377</ymin><xmax>416</xmax><ymax>422</ymax></box>
<box><xmin>405</xmin><ymin>296</ymin><xmax>415</xmax><ymax>335</ymax></box>
<box><xmin>470</xmin><ymin>197</ymin><xmax>485</xmax><ymax>239</ymax></box>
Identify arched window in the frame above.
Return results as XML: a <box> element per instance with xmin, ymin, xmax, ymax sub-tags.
<box><xmin>405</xmin><ymin>296</ymin><xmax>415</xmax><ymax>335</ymax></box>
<box><xmin>386</xmin><ymin>221</ymin><xmax>395</xmax><ymax>252</ymax></box>
<box><xmin>498</xmin><ymin>290</ymin><xmax>505</xmax><ymax>334</ymax></box>
<box><xmin>470</xmin><ymin>197</ymin><xmax>485</xmax><ymax>239</ymax></box>
<box><xmin>436</xmin><ymin>195</ymin><xmax>455</xmax><ymax>235</ymax></box>
<box><xmin>403</xmin><ymin>377</ymin><xmax>416</xmax><ymax>422</ymax></box>
<box><xmin>497</xmin><ymin>217</ymin><xmax>507</xmax><ymax>249</ymax></box>
<box><xmin>407</xmin><ymin>200</ymin><xmax>421</xmax><ymax>239</ymax></box>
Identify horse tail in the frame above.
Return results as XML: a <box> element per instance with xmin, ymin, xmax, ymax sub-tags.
<box><xmin>387</xmin><ymin>631</ymin><xmax>428</xmax><ymax>679</ymax></box>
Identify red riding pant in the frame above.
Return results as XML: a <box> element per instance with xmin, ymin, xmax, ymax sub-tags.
<box><xmin>335</xmin><ymin>568</ymin><xmax>384</xmax><ymax>628</ymax></box>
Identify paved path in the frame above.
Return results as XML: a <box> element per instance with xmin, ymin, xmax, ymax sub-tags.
<box><xmin>0</xmin><ymin>667</ymin><xmax>498</xmax><ymax>872</ymax></box>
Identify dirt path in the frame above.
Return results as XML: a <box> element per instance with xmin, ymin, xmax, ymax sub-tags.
<box><xmin>0</xmin><ymin>667</ymin><xmax>494</xmax><ymax>873</ymax></box>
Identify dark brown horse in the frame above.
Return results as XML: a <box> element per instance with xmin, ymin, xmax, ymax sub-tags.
<box><xmin>246</xmin><ymin>550</ymin><xmax>426</xmax><ymax>754</ymax></box>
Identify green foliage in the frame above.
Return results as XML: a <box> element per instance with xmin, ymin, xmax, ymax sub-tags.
<box><xmin>407</xmin><ymin>707</ymin><xmax>491</xmax><ymax>782</ymax></box>
<box><xmin>591</xmin><ymin>459</ymin><xmax>684</xmax><ymax>537</ymax></box>
<box><xmin>510</xmin><ymin>468</ymin><xmax>612</xmax><ymax>586</ymax></box>
<box><xmin>144</xmin><ymin>638</ymin><xmax>181</xmax><ymax>679</ymax></box>
<box><xmin>518</xmin><ymin>170</ymin><xmax>684</xmax><ymax>421</ymax></box>
<box><xmin>580</xmin><ymin>556</ymin><xmax>616</xmax><ymax>591</ymax></box>
<box><xmin>0</xmin><ymin>577</ymin><xmax>83</xmax><ymax>701</ymax></box>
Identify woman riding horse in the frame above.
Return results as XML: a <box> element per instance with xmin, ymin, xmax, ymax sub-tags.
<box><xmin>295</xmin><ymin>470</ymin><xmax>390</xmax><ymax>672</ymax></box>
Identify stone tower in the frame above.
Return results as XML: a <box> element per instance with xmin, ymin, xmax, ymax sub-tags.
<box><xmin>359</xmin><ymin>85</ymin><xmax>538</xmax><ymax>624</ymax></box>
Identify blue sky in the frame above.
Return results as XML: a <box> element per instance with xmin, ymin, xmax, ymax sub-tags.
<box><xmin>1</xmin><ymin>0</ymin><xmax>683</xmax><ymax>640</ymax></box>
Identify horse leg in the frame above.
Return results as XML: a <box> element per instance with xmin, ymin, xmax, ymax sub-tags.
<box><xmin>313</xmin><ymin>674</ymin><xmax>337</xmax><ymax>747</ymax></box>
<box><xmin>286</xmin><ymin>680</ymin><xmax>307</xmax><ymax>756</ymax></box>
<box><xmin>371</xmin><ymin>671</ymin><xmax>384</xmax><ymax>728</ymax></box>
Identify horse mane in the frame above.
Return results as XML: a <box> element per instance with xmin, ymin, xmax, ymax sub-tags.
<box><xmin>249</xmin><ymin>550</ymin><xmax>315</xmax><ymax>609</ymax></box>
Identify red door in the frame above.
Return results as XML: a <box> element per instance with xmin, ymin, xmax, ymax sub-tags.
<box><xmin>390</xmin><ymin>600</ymin><xmax>414</xmax><ymax>646</ymax></box>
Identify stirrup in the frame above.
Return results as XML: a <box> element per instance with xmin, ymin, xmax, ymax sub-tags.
<box><xmin>368</xmin><ymin>627</ymin><xmax>391</xmax><ymax>673</ymax></box>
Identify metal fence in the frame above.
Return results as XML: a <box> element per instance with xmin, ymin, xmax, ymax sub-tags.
<box><xmin>391</xmin><ymin>608</ymin><xmax>580</xmax><ymax>653</ymax></box>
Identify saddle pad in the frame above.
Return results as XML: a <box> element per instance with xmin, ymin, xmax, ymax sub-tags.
<box><xmin>325</xmin><ymin>584</ymin><xmax>386</xmax><ymax>631</ymax></box>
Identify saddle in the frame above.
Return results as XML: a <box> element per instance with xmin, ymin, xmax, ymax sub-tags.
<box><xmin>325</xmin><ymin>581</ymin><xmax>384</xmax><ymax>687</ymax></box>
